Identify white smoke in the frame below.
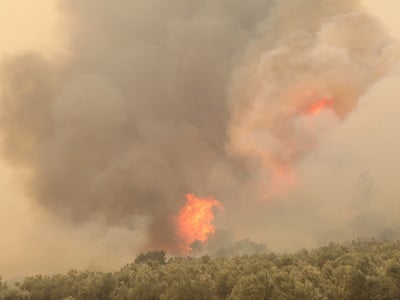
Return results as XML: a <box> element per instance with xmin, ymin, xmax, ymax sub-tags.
<box><xmin>225</xmin><ymin>1</ymin><xmax>400</xmax><ymax>250</ymax></box>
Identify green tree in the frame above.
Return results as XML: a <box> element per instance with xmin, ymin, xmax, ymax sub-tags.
<box><xmin>229</xmin><ymin>274</ymin><xmax>266</xmax><ymax>300</ymax></box>
<box><xmin>135</xmin><ymin>250</ymin><xmax>166</xmax><ymax>265</ymax></box>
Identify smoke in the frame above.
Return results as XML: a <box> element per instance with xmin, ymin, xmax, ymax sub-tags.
<box><xmin>1</xmin><ymin>0</ymin><xmax>400</xmax><ymax>276</ymax></box>
<box><xmin>1</xmin><ymin>0</ymin><xmax>271</xmax><ymax>253</ymax></box>
<box><xmin>224</xmin><ymin>0</ymin><xmax>400</xmax><ymax>250</ymax></box>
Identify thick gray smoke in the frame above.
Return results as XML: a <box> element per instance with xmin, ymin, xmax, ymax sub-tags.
<box><xmin>1</xmin><ymin>0</ymin><xmax>400</xmax><ymax>265</ymax></box>
<box><xmin>0</xmin><ymin>0</ymin><xmax>274</xmax><ymax>252</ymax></box>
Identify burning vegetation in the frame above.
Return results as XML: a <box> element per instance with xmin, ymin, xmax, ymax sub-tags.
<box><xmin>177</xmin><ymin>193</ymin><xmax>224</xmax><ymax>253</ymax></box>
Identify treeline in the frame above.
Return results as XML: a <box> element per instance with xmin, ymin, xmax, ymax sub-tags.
<box><xmin>2</xmin><ymin>239</ymin><xmax>400</xmax><ymax>299</ymax></box>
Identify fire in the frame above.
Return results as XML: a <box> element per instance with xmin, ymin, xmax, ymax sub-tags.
<box><xmin>305</xmin><ymin>98</ymin><xmax>334</xmax><ymax>115</ymax></box>
<box><xmin>177</xmin><ymin>193</ymin><xmax>223</xmax><ymax>253</ymax></box>
<box><xmin>261</xmin><ymin>96</ymin><xmax>335</xmax><ymax>199</ymax></box>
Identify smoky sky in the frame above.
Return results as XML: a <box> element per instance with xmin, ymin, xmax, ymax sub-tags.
<box><xmin>1</xmin><ymin>0</ymin><xmax>400</xmax><ymax>254</ymax></box>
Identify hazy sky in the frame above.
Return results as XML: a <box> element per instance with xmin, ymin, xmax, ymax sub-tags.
<box><xmin>363</xmin><ymin>0</ymin><xmax>400</xmax><ymax>37</ymax></box>
<box><xmin>0</xmin><ymin>0</ymin><xmax>62</xmax><ymax>57</ymax></box>
<box><xmin>0</xmin><ymin>0</ymin><xmax>399</xmax><ymax>57</ymax></box>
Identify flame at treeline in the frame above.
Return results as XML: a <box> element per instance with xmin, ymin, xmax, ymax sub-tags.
<box><xmin>173</xmin><ymin>96</ymin><xmax>335</xmax><ymax>252</ymax></box>
<box><xmin>177</xmin><ymin>193</ymin><xmax>224</xmax><ymax>253</ymax></box>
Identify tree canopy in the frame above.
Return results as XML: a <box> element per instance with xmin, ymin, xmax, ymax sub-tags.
<box><xmin>2</xmin><ymin>239</ymin><xmax>400</xmax><ymax>299</ymax></box>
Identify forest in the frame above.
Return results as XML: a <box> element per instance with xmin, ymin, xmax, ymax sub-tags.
<box><xmin>1</xmin><ymin>239</ymin><xmax>400</xmax><ymax>299</ymax></box>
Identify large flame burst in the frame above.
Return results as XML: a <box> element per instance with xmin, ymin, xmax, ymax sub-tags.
<box><xmin>177</xmin><ymin>193</ymin><xmax>223</xmax><ymax>253</ymax></box>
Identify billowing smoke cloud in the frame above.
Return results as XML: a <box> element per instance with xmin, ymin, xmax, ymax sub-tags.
<box><xmin>1</xmin><ymin>0</ymin><xmax>400</xmax><ymax>274</ymax></box>
<box><xmin>224</xmin><ymin>0</ymin><xmax>400</xmax><ymax>250</ymax></box>
<box><xmin>1</xmin><ymin>0</ymin><xmax>272</xmax><ymax>252</ymax></box>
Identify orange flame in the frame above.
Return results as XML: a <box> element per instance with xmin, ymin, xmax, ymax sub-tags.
<box><xmin>260</xmin><ymin>97</ymin><xmax>335</xmax><ymax>199</ymax></box>
<box><xmin>177</xmin><ymin>193</ymin><xmax>223</xmax><ymax>253</ymax></box>
<box><xmin>306</xmin><ymin>98</ymin><xmax>334</xmax><ymax>115</ymax></box>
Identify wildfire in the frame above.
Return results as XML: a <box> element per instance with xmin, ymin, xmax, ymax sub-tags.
<box><xmin>177</xmin><ymin>193</ymin><xmax>223</xmax><ymax>253</ymax></box>
<box><xmin>261</xmin><ymin>96</ymin><xmax>335</xmax><ymax>199</ymax></box>
<box><xmin>305</xmin><ymin>98</ymin><xmax>334</xmax><ymax>115</ymax></box>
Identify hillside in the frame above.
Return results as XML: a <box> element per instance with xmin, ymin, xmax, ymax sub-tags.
<box><xmin>1</xmin><ymin>239</ymin><xmax>400</xmax><ymax>299</ymax></box>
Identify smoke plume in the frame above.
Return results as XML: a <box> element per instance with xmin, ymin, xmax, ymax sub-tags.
<box><xmin>1</xmin><ymin>0</ymin><xmax>400</xmax><ymax>275</ymax></box>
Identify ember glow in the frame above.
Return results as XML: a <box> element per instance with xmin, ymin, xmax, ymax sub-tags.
<box><xmin>177</xmin><ymin>193</ymin><xmax>224</xmax><ymax>253</ymax></box>
<box><xmin>305</xmin><ymin>98</ymin><xmax>334</xmax><ymax>116</ymax></box>
<box><xmin>257</xmin><ymin>96</ymin><xmax>337</xmax><ymax>199</ymax></box>
<box><xmin>274</xmin><ymin>165</ymin><xmax>296</xmax><ymax>185</ymax></box>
